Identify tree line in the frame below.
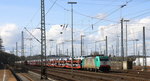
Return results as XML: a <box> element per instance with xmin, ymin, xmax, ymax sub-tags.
<box><xmin>0</xmin><ymin>51</ymin><xmax>21</xmax><ymax>65</ymax></box>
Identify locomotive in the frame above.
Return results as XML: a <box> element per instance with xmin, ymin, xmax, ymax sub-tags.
<box><xmin>24</xmin><ymin>55</ymin><xmax>111</xmax><ymax>72</ymax></box>
<box><xmin>82</xmin><ymin>56</ymin><xmax>111</xmax><ymax>71</ymax></box>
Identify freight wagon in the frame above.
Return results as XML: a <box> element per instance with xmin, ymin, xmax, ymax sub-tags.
<box><xmin>19</xmin><ymin>56</ymin><xmax>111</xmax><ymax>72</ymax></box>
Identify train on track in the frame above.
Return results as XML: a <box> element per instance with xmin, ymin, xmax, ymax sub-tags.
<box><xmin>17</xmin><ymin>55</ymin><xmax>111</xmax><ymax>72</ymax></box>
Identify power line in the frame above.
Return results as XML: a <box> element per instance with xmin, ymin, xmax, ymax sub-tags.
<box><xmin>41</xmin><ymin>0</ymin><xmax>123</xmax><ymax>34</ymax></box>
<box><xmin>81</xmin><ymin>0</ymin><xmax>133</xmax><ymax>36</ymax></box>
<box><xmin>51</xmin><ymin>0</ymin><xmax>119</xmax><ymax>23</ymax></box>
<box><xmin>34</xmin><ymin>0</ymin><xmax>58</xmax><ymax>29</ymax></box>
<box><xmin>47</xmin><ymin>0</ymin><xmax>58</xmax><ymax>15</ymax></box>
<box><xmin>50</xmin><ymin>0</ymin><xmax>119</xmax><ymax>24</ymax></box>
<box><xmin>24</xmin><ymin>27</ymin><xmax>41</xmax><ymax>43</ymax></box>
<box><xmin>79</xmin><ymin>2</ymin><xmax>122</xmax><ymax>6</ymax></box>
<box><xmin>124</xmin><ymin>8</ymin><xmax>150</xmax><ymax>18</ymax></box>
<box><xmin>129</xmin><ymin>11</ymin><xmax>150</xmax><ymax>20</ymax></box>
<box><xmin>82</xmin><ymin>3</ymin><xmax>128</xmax><ymax>32</ymax></box>
<box><xmin>84</xmin><ymin>23</ymin><xmax>120</xmax><ymax>35</ymax></box>
<box><xmin>92</xmin><ymin>0</ymin><xmax>133</xmax><ymax>26</ymax></box>
<box><xmin>25</xmin><ymin>8</ymin><xmax>40</xmax><ymax>28</ymax></box>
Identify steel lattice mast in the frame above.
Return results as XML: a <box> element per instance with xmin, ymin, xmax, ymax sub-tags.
<box><xmin>41</xmin><ymin>0</ymin><xmax>47</xmax><ymax>79</ymax></box>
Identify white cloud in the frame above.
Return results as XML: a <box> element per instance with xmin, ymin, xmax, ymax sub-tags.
<box><xmin>47</xmin><ymin>25</ymin><xmax>63</xmax><ymax>40</ymax></box>
<box><xmin>95</xmin><ymin>13</ymin><xmax>107</xmax><ymax>19</ymax></box>
<box><xmin>94</xmin><ymin>17</ymin><xmax>150</xmax><ymax>56</ymax></box>
<box><xmin>0</xmin><ymin>24</ymin><xmax>20</xmax><ymax>49</ymax></box>
<box><xmin>139</xmin><ymin>17</ymin><xmax>150</xmax><ymax>24</ymax></box>
<box><xmin>1</xmin><ymin>17</ymin><xmax>150</xmax><ymax>56</ymax></box>
<box><xmin>23</xmin><ymin>25</ymin><xmax>72</xmax><ymax>56</ymax></box>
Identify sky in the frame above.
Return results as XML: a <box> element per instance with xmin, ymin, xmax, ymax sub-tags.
<box><xmin>0</xmin><ymin>0</ymin><xmax>150</xmax><ymax>57</ymax></box>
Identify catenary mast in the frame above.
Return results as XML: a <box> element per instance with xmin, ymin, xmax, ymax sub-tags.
<box><xmin>40</xmin><ymin>0</ymin><xmax>47</xmax><ymax>79</ymax></box>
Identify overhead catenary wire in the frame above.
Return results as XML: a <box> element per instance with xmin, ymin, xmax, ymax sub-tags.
<box><xmin>43</xmin><ymin>0</ymin><xmax>131</xmax><ymax>36</ymax></box>
<box><xmin>26</xmin><ymin>0</ymin><xmax>145</xmax><ymax>34</ymax></box>
<box><xmin>25</xmin><ymin>8</ymin><xmax>40</xmax><ymax>28</ymax></box>
<box><xmin>82</xmin><ymin>1</ymin><xmax>132</xmax><ymax>32</ymax></box>
<box><xmin>123</xmin><ymin>8</ymin><xmax>150</xmax><ymax>18</ymax></box>
<box><xmin>25</xmin><ymin>0</ymin><xmax>148</xmax><ymax>45</ymax></box>
<box><xmin>77</xmin><ymin>0</ymin><xmax>121</xmax><ymax>32</ymax></box>
<box><xmin>77</xmin><ymin>26</ymin><xmax>144</xmax><ymax>47</ymax></box>
<box><xmin>93</xmin><ymin>0</ymin><xmax>150</xmax><ymax>26</ymax></box>
<box><xmin>78</xmin><ymin>0</ymin><xmax>135</xmax><ymax>40</ymax></box>
<box><xmin>129</xmin><ymin>11</ymin><xmax>150</xmax><ymax>20</ymax></box>
<box><xmin>79</xmin><ymin>2</ymin><xmax>122</xmax><ymax>6</ymax></box>
<box><xmin>93</xmin><ymin>0</ymin><xmax>133</xmax><ymax>26</ymax></box>
<box><xmin>50</xmin><ymin>0</ymin><xmax>120</xmax><ymax>23</ymax></box>
<box><xmin>24</xmin><ymin>27</ymin><xmax>41</xmax><ymax>43</ymax></box>
<box><xmin>109</xmin><ymin>6</ymin><xmax>150</xmax><ymax>22</ymax></box>
<box><xmin>46</xmin><ymin>0</ymin><xmax>58</xmax><ymax>15</ymax></box>
<box><xmin>34</xmin><ymin>0</ymin><xmax>58</xmax><ymax>29</ymax></box>
<box><xmin>48</xmin><ymin>0</ymin><xmax>121</xmax><ymax>32</ymax></box>
<box><xmin>93</xmin><ymin>8</ymin><xmax>121</xmax><ymax>25</ymax></box>
<box><xmin>83</xmin><ymin>23</ymin><xmax>120</xmax><ymax>35</ymax></box>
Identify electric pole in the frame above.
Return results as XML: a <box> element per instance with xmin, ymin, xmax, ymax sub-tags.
<box><xmin>106</xmin><ymin>36</ymin><xmax>108</xmax><ymax>56</ymax></box>
<box><xmin>16</xmin><ymin>42</ymin><xmax>18</xmax><ymax>61</ymax></box>
<box><xmin>62</xmin><ymin>42</ymin><xmax>64</xmax><ymax>55</ymax></box>
<box><xmin>95</xmin><ymin>41</ymin><xmax>97</xmax><ymax>52</ymax></box>
<box><xmin>81</xmin><ymin>35</ymin><xmax>85</xmax><ymax>56</ymax></box>
<box><xmin>67</xmin><ymin>49</ymin><xmax>69</xmax><ymax>56</ymax></box>
<box><xmin>138</xmin><ymin>51</ymin><xmax>140</xmax><ymax>66</ymax></box>
<box><xmin>68</xmin><ymin>1</ymin><xmax>77</xmax><ymax>78</ymax></box>
<box><xmin>81</xmin><ymin>35</ymin><xmax>83</xmax><ymax>56</ymax></box>
<box><xmin>99</xmin><ymin>43</ymin><xmax>102</xmax><ymax>54</ymax></box>
<box><xmin>21</xmin><ymin>31</ymin><xmax>25</xmax><ymax>61</ymax></box>
<box><xmin>121</xmin><ymin>18</ymin><xmax>124</xmax><ymax>61</ymax></box>
<box><xmin>112</xmin><ymin>45</ymin><xmax>114</xmax><ymax>57</ymax></box>
<box><xmin>135</xmin><ymin>39</ymin><xmax>139</xmax><ymax>57</ymax></box>
<box><xmin>56</xmin><ymin>44</ymin><xmax>58</xmax><ymax>56</ymax></box>
<box><xmin>124</xmin><ymin>20</ymin><xmax>129</xmax><ymax>58</ymax></box>
<box><xmin>143</xmin><ymin>27</ymin><xmax>147</xmax><ymax>70</ymax></box>
<box><xmin>49</xmin><ymin>39</ymin><xmax>54</xmax><ymax>56</ymax></box>
<box><xmin>29</xmin><ymin>38</ymin><xmax>32</xmax><ymax>60</ymax></box>
<box><xmin>16</xmin><ymin>42</ymin><xmax>18</xmax><ymax>57</ymax></box>
<box><xmin>59</xmin><ymin>45</ymin><xmax>61</xmax><ymax>56</ymax></box>
<box><xmin>40</xmin><ymin>0</ymin><xmax>47</xmax><ymax>79</ymax></box>
<box><xmin>116</xmin><ymin>35</ymin><xmax>120</xmax><ymax>56</ymax></box>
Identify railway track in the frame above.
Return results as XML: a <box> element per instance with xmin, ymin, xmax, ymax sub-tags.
<box><xmin>47</xmin><ymin>68</ymin><xmax>150</xmax><ymax>80</ymax></box>
<box><xmin>30</xmin><ymin>66</ymin><xmax>150</xmax><ymax>81</ymax></box>
<box><xmin>17</xmin><ymin>73</ymin><xmax>34</xmax><ymax>81</ymax></box>
<box><xmin>48</xmin><ymin>68</ymin><xmax>149</xmax><ymax>81</ymax></box>
<box><xmin>31</xmin><ymin>69</ymin><xmax>76</xmax><ymax>81</ymax></box>
<box><xmin>111</xmin><ymin>70</ymin><xmax>150</xmax><ymax>79</ymax></box>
